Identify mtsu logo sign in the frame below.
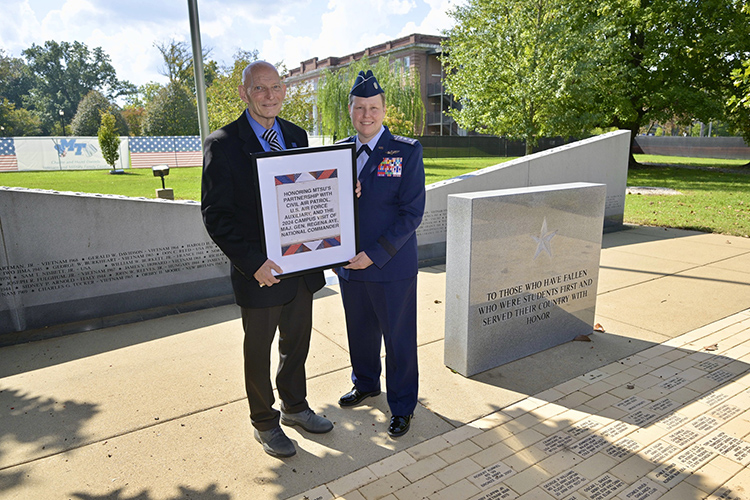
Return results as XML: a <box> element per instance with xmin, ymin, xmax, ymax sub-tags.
<box><xmin>54</xmin><ymin>138</ymin><xmax>99</xmax><ymax>157</ymax></box>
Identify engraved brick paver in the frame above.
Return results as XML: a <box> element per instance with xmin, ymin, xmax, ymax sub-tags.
<box><xmin>467</xmin><ymin>485</ymin><xmax>520</xmax><ymax>500</ymax></box>
<box><xmin>541</xmin><ymin>469</ymin><xmax>589</xmax><ymax>498</ymax></box>
<box><xmin>466</xmin><ymin>461</ymin><xmax>516</xmax><ymax>490</ymax></box>
<box><xmin>581</xmin><ymin>473</ymin><xmax>627</xmax><ymax>500</ymax></box>
<box><xmin>615</xmin><ymin>478</ymin><xmax>667</xmax><ymax>500</ymax></box>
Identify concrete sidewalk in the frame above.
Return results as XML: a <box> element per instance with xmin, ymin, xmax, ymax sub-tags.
<box><xmin>1</xmin><ymin>225</ymin><xmax>749</xmax><ymax>500</ymax></box>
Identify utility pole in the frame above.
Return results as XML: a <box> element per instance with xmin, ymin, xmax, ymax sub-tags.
<box><xmin>188</xmin><ymin>0</ymin><xmax>209</xmax><ymax>148</ymax></box>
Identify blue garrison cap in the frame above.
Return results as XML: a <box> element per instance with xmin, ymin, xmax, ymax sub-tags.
<box><xmin>350</xmin><ymin>70</ymin><xmax>384</xmax><ymax>97</ymax></box>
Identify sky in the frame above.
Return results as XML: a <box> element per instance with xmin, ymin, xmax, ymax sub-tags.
<box><xmin>1</xmin><ymin>0</ymin><xmax>464</xmax><ymax>88</ymax></box>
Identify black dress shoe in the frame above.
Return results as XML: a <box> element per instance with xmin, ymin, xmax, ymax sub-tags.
<box><xmin>338</xmin><ymin>387</ymin><xmax>381</xmax><ymax>407</ymax></box>
<box><xmin>388</xmin><ymin>415</ymin><xmax>412</xmax><ymax>437</ymax></box>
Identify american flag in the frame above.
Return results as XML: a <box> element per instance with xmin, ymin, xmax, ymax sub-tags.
<box><xmin>0</xmin><ymin>138</ymin><xmax>18</xmax><ymax>171</ymax></box>
<box><xmin>129</xmin><ymin>136</ymin><xmax>202</xmax><ymax>169</ymax></box>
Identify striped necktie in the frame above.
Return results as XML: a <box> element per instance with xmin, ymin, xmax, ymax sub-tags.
<box><xmin>261</xmin><ymin>128</ymin><xmax>283</xmax><ymax>152</ymax></box>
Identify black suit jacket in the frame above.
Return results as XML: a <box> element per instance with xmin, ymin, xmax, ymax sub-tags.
<box><xmin>201</xmin><ymin>112</ymin><xmax>325</xmax><ymax>308</ymax></box>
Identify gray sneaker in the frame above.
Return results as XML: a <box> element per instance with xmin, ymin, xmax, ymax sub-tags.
<box><xmin>254</xmin><ymin>427</ymin><xmax>296</xmax><ymax>458</ymax></box>
<box><xmin>281</xmin><ymin>408</ymin><xmax>334</xmax><ymax>434</ymax></box>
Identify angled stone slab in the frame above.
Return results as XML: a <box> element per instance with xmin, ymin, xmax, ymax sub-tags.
<box><xmin>417</xmin><ymin>130</ymin><xmax>629</xmax><ymax>263</ymax></box>
<box><xmin>445</xmin><ymin>182</ymin><xmax>606</xmax><ymax>376</ymax></box>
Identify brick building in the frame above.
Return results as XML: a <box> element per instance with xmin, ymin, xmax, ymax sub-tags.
<box><xmin>285</xmin><ymin>33</ymin><xmax>461</xmax><ymax>136</ymax></box>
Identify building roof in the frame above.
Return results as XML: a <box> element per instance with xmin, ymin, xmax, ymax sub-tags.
<box><xmin>285</xmin><ymin>33</ymin><xmax>445</xmax><ymax>83</ymax></box>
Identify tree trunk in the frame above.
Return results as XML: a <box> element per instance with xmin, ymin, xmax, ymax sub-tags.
<box><xmin>627</xmin><ymin>125</ymin><xmax>641</xmax><ymax>169</ymax></box>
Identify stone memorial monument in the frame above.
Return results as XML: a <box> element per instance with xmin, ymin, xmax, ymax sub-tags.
<box><xmin>444</xmin><ymin>182</ymin><xmax>606</xmax><ymax>377</ymax></box>
<box><xmin>0</xmin><ymin>187</ymin><xmax>232</xmax><ymax>344</ymax></box>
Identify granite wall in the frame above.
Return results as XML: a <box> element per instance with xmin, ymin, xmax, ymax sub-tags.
<box><xmin>417</xmin><ymin>130</ymin><xmax>630</xmax><ymax>264</ymax></box>
<box><xmin>0</xmin><ymin>188</ymin><xmax>232</xmax><ymax>344</ymax></box>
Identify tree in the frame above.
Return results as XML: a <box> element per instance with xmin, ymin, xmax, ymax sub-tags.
<box><xmin>370</xmin><ymin>57</ymin><xmax>425</xmax><ymax>137</ymax></box>
<box><xmin>280</xmin><ymin>81</ymin><xmax>315</xmax><ymax>133</ymax></box>
<box><xmin>98</xmin><ymin>112</ymin><xmax>121</xmax><ymax>172</ymax></box>
<box><xmin>122</xmin><ymin>106</ymin><xmax>145</xmax><ymax>136</ymax></box>
<box><xmin>727</xmin><ymin>61</ymin><xmax>750</xmax><ymax>145</ymax></box>
<box><xmin>317</xmin><ymin>56</ymin><xmax>425</xmax><ymax>140</ymax></box>
<box><xmin>143</xmin><ymin>81</ymin><xmax>198</xmax><ymax>136</ymax></box>
<box><xmin>383</xmin><ymin>104</ymin><xmax>414</xmax><ymax>137</ymax></box>
<box><xmin>443</xmin><ymin>0</ymin><xmax>750</xmax><ymax>160</ymax></box>
<box><xmin>71</xmin><ymin>90</ymin><xmax>128</xmax><ymax>136</ymax></box>
<box><xmin>598</xmin><ymin>0</ymin><xmax>750</xmax><ymax>164</ymax></box>
<box><xmin>21</xmin><ymin>40</ymin><xmax>135</xmax><ymax>134</ymax></box>
<box><xmin>318</xmin><ymin>61</ymin><xmax>364</xmax><ymax>140</ymax></box>
<box><xmin>206</xmin><ymin>49</ymin><xmax>259</xmax><ymax>132</ymax></box>
<box><xmin>443</xmin><ymin>0</ymin><xmax>604</xmax><ymax>154</ymax></box>
<box><xmin>0</xmin><ymin>49</ymin><xmax>34</xmax><ymax>109</ymax></box>
<box><xmin>726</xmin><ymin>4</ymin><xmax>750</xmax><ymax>146</ymax></box>
<box><xmin>0</xmin><ymin>98</ymin><xmax>42</xmax><ymax>136</ymax></box>
<box><xmin>154</xmin><ymin>39</ymin><xmax>218</xmax><ymax>96</ymax></box>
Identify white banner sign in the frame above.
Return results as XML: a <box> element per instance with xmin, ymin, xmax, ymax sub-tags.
<box><xmin>14</xmin><ymin>136</ymin><xmax>130</xmax><ymax>171</ymax></box>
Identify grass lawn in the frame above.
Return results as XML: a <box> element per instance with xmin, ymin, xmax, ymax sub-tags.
<box><xmin>0</xmin><ymin>157</ymin><xmax>512</xmax><ymax>201</ymax></box>
<box><xmin>0</xmin><ymin>167</ymin><xmax>207</xmax><ymax>200</ymax></box>
<box><xmin>2</xmin><ymin>154</ymin><xmax>748</xmax><ymax>238</ymax></box>
<box><xmin>625</xmin><ymin>164</ymin><xmax>749</xmax><ymax>238</ymax></box>
<box><xmin>424</xmin><ymin>157</ymin><xmax>512</xmax><ymax>184</ymax></box>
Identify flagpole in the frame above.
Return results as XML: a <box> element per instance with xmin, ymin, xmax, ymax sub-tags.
<box><xmin>188</xmin><ymin>0</ymin><xmax>209</xmax><ymax>149</ymax></box>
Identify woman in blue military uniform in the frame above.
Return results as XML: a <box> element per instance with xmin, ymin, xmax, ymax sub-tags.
<box><xmin>337</xmin><ymin>70</ymin><xmax>426</xmax><ymax>437</ymax></box>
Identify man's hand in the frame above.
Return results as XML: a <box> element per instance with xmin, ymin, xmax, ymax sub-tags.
<box><xmin>355</xmin><ymin>180</ymin><xmax>362</xmax><ymax>198</ymax></box>
<box><xmin>344</xmin><ymin>251</ymin><xmax>373</xmax><ymax>270</ymax></box>
<box><xmin>254</xmin><ymin>259</ymin><xmax>282</xmax><ymax>287</ymax></box>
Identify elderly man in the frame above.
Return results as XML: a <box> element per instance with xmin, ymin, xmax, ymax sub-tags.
<box><xmin>337</xmin><ymin>70</ymin><xmax>426</xmax><ymax>437</ymax></box>
<box><xmin>201</xmin><ymin>61</ymin><xmax>332</xmax><ymax>458</ymax></box>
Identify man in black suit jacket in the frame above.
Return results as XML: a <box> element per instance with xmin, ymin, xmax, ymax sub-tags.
<box><xmin>201</xmin><ymin>61</ymin><xmax>331</xmax><ymax>458</ymax></box>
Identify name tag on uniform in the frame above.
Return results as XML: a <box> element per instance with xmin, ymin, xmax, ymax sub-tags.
<box><xmin>377</xmin><ymin>157</ymin><xmax>402</xmax><ymax>177</ymax></box>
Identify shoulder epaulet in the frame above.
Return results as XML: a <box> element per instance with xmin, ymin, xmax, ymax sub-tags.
<box><xmin>335</xmin><ymin>136</ymin><xmax>354</xmax><ymax>145</ymax></box>
<box><xmin>392</xmin><ymin>135</ymin><xmax>418</xmax><ymax>146</ymax></box>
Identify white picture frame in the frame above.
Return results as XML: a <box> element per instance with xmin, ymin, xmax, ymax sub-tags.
<box><xmin>253</xmin><ymin>143</ymin><xmax>358</xmax><ymax>278</ymax></box>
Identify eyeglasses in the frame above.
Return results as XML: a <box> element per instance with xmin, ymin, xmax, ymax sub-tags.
<box><xmin>249</xmin><ymin>84</ymin><xmax>283</xmax><ymax>95</ymax></box>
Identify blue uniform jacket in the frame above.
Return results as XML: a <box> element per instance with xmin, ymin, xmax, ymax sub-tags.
<box><xmin>338</xmin><ymin>126</ymin><xmax>426</xmax><ymax>282</ymax></box>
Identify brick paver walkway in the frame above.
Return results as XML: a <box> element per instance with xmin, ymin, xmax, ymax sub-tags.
<box><xmin>291</xmin><ymin>309</ymin><xmax>750</xmax><ymax>500</ymax></box>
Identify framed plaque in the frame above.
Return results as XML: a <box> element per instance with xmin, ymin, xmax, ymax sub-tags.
<box><xmin>253</xmin><ymin>143</ymin><xmax>358</xmax><ymax>278</ymax></box>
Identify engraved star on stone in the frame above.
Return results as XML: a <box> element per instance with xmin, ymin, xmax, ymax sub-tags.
<box><xmin>532</xmin><ymin>217</ymin><xmax>557</xmax><ymax>259</ymax></box>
